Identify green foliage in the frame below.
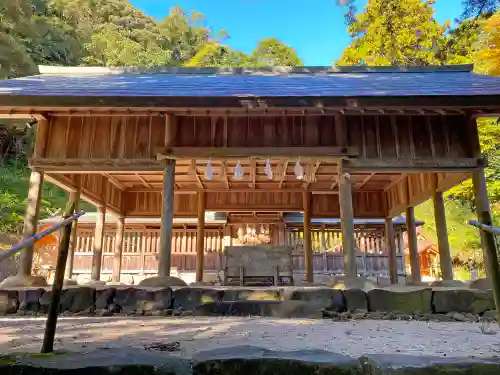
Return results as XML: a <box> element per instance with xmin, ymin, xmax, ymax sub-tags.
<box><xmin>336</xmin><ymin>0</ymin><xmax>447</xmax><ymax>66</ymax></box>
<box><xmin>0</xmin><ymin>159</ymin><xmax>69</xmax><ymax>234</ymax></box>
<box><xmin>185</xmin><ymin>38</ymin><xmax>303</xmax><ymax>68</ymax></box>
<box><xmin>250</xmin><ymin>38</ymin><xmax>303</xmax><ymax>66</ymax></box>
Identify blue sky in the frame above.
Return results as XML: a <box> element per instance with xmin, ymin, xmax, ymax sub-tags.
<box><xmin>129</xmin><ymin>0</ymin><xmax>464</xmax><ymax>65</ymax></box>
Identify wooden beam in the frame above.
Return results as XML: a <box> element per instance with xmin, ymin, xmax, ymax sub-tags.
<box><xmin>0</xmin><ymin>113</ymin><xmax>47</xmax><ymax>121</ymax></box>
<box><xmin>189</xmin><ymin>159</ymin><xmax>204</xmax><ymax>190</ymax></box>
<box><xmin>357</xmin><ymin>173</ymin><xmax>375</xmax><ymax>189</ymax></box>
<box><xmin>196</xmin><ymin>191</ymin><xmax>206</xmax><ymax>283</ymax></box>
<box><xmin>18</xmin><ymin>171</ymin><xmax>44</xmax><ymax>277</ymax></box>
<box><xmin>136</xmin><ymin>173</ymin><xmax>152</xmax><ymax>189</ymax></box>
<box><xmin>305</xmin><ymin>161</ymin><xmax>321</xmax><ymax>190</ymax></box>
<box><xmin>157</xmin><ymin>146</ymin><xmax>357</xmax><ymax>160</ymax></box>
<box><xmin>112</xmin><ymin>216</ymin><xmax>125</xmax><ymax>282</ymax></box>
<box><xmin>346</xmin><ymin>157</ymin><xmax>484</xmax><ymax>173</ymax></box>
<box><xmin>91</xmin><ymin>206</ymin><xmax>106</xmax><ymax>281</ymax></box>
<box><xmin>303</xmin><ymin>191</ymin><xmax>313</xmax><ymax>283</ymax></box>
<box><xmin>384</xmin><ymin>174</ymin><xmax>408</xmax><ymax>192</ymax></box>
<box><xmin>104</xmin><ymin>174</ymin><xmax>126</xmax><ymax>191</ymax></box>
<box><xmin>338</xmin><ymin>160</ymin><xmax>356</xmax><ymax>278</ymax></box>
<box><xmin>278</xmin><ymin>160</ymin><xmax>288</xmax><ymax>189</ymax></box>
<box><xmin>31</xmin><ymin>158</ymin><xmax>163</xmax><ymax>172</ymax></box>
<box><xmin>158</xmin><ymin>159</ymin><xmax>176</xmax><ymax>277</ymax></box>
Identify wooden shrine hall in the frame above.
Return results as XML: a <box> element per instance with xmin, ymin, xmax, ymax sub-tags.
<box><xmin>1</xmin><ymin>64</ymin><xmax>500</xmax><ymax>285</ymax></box>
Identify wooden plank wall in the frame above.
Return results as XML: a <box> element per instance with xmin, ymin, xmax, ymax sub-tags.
<box><xmin>385</xmin><ymin>172</ymin><xmax>471</xmax><ymax>217</ymax></box>
<box><xmin>38</xmin><ymin>114</ymin><xmax>473</xmax><ymax>162</ymax></box>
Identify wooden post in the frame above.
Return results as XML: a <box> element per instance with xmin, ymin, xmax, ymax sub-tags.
<box><xmin>158</xmin><ymin>159</ymin><xmax>175</xmax><ymax>277</ymax></box>
<box><xmin>196</xmin><ymin>191</ymin><xmax>206</xmax><ymax>283</ymax></box>
<box><xmin>406</xmin><ymin>206</ymin><xmax>421</xmax><ymax>283</ymax></box>
<box><xmin>339</xmin><ymin>161</ymin><xmax>356</xmax><ymax>277</ymax></box>
<box><xmin>112</xmin><ymin>217</ymin><xmax>125</xmax><ymax>282</ymax></box>
<box><xmin>64</xmin><ymin>185</ymin><xmax>80</xmax><ymax>280</ymax></box>
<box><xmin>473</xmin><ymin>169</ymin><xmax>494</xmax><ymax>278</ymax></box>
<box><xmin>18</xmin><ymin>171</ymin><xmax>44</xmax><ymax>277</ymax></box>
<box><xmin>41</xmin><ymin>201</ymin><xmax>75</xmax><ymax>353</ymax></box>
<box><xmin>385</xmin><ymin>218</ymin><xmax>398</xmax><ymax>284</ymax></box>
<box><xmin>303</xmin><ymin>191</ymin><xmax>313</xmax><ymax>283</ymax></box>
<box><xmin>91</xmin><ymin>206</ymin><xmax>106</xmax><ymax>281</ymax></box>
<box><xmin>432</xmin><ymin>189</ymin><xmax>453</xmax><ymax>280</ymax></box>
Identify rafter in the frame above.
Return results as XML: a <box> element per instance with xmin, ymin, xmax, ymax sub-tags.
<box><xmin>357</xmin><ymin>173</ymin><xmax>375</xmax><ymax>189</ymax></box>
<box><xmin>278</xmin><ymin>160</ymin><xmax>289</xmax><ymax>189</ymax></box>
<box><xmin>136</xmin><ymin>173</ymin><xmax>152</xmax><ymax>189</ymax></box>
<box><xmin>304</xmin><ymin>161</ymin><xmax>321</xmax><ymax>190</ymax></box>
<box><xmin>104</xmin><ymin>174</ymin><xmax>126</xmax><ymax>191</ymax></box>
<box><xmin>189</xmin><ymin>159</ymin><xmax>204</xmax><ymax>190</ymax></box>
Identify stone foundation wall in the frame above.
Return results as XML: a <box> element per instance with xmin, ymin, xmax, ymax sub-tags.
<box><xmin>0</xmin><ymin>286</ymin><xmax>497</xmax><ymax>321</ymax></box>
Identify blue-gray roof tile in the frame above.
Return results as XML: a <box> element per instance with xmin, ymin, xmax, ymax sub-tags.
<box><xmin>2</xmin><ymin>66</ymin><xmax>500</xmax><ymax>98</ymax></box>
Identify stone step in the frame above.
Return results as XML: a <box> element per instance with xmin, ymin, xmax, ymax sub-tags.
<box><xmin>1</xmin><ymin>346</ymin><xmax>499</xmax><ymax>375</ymax></box>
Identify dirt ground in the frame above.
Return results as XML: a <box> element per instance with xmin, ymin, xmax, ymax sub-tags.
<box><xmin>0</xmin><ymin>316</ymin><xmax>499</xmax><ymax>359</ymax></box>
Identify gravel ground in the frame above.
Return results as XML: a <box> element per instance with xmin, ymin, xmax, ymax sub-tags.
<box><xmin>0</xmin><ymin>316</ymin><xmax>499</xmax><ymax>359</ymax></box>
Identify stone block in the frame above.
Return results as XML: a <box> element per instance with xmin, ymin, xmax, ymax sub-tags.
<box><xmin>193</xmin><ymin>300</ymin><xmax>325</xmax><ymax>319</ymax></box>
<box><xmin>332</xmin><ymin>276</ymin><xmax>378</xmax><ymax>290</ymax></box>
<box><xmin>193</xmin><ymin>345</ymin><xmax>359</xmax><ymax>375</ymax></box>
<box><xmin>281</xmin><ymin>287</ymin><xmax>344</xmax><ymax>312</ymax></box>
<box><xmin>138</xmin><ymin>276</ymin><xmax>187</xmax><ymax>287</ymax></box>
<box><xmin>470</xmin><ymin>278</ymin><xmax>491</xmax><ymax>290</ymax></box>
<box><xmin>342</xmin><ymin>288</ymin><xmax>368</xmax><ymax>311</ymax></box>
<box><xmin>361</xmin><ymin>353</ymin><xmax>500</xmax><ymax>375</ymax></box>
<box><xmin>0</xmin><ymin>348</ymin><xmax>192</xmax><ymax>375</ymax></box>
<box><xmin>95</xmin><ymin>287</ymin><xmax>116</xmax><ymax>310</ymax></box>
<box><xmin>18</xmin><ymin>288</ymin><xmax>44</xmax><ymax>313</ymax></box>
<box><xmin>223</xmin><ymin>288</ymin><xmax>281</xmax><ymax>301</ymax></box>
<box><xmin>433</xmin><ymin>289</ymin><xmax>496</xmax><ymax>314</ymax></box>
<box><xmin>39</xmin><ymin>287</ymin><xmax>95</xmax><ymax>313</ymax></box>
<box><xmin>172</xmin><ymin>287</ymin><xmax>223</xmax><ymax>311</ymax></box>
<box><xmin>367</xmin><ymin>288</ymin><xmax>433</xmax><ymax>314</ymax></box>
<box><xmin>430</xmin><ymin>280</ymin><xmax>467</xmax><ymax>287</ymax></box>
<box><xmin>113</xmin><ymin>287</ymin><xmax>172</xmax><ymax>314</ymax></box>
<box><xmin>0</xmin><ymin>275</ymin><xmax>47</xmax><ymax>288</ymax></box>
<box><xmin>0</xmin><ymin>289</ymin><xmax>18</xmax><ymax>314</ymax></box>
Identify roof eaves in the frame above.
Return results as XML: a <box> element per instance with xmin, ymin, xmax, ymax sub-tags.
<box><xmin>35</xmin><ymin>64</ymin><xmax>475</xmax><ymax>77</ymax></box>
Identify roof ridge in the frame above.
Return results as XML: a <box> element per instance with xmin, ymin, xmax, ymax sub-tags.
<box><xmin>36</xmin><ymin>64</ymin><xmax>474</xmax><ymax>76</ymax></box>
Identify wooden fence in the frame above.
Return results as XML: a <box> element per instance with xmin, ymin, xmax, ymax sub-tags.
<box><xmin>65</xmin><ymin>226</ymin><xmax>405</xmax><ymax>276</ymax></box>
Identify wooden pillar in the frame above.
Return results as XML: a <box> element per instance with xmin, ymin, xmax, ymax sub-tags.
<box><xmin>277</xmin><ymin>223</ymin><xmax>286</xmax><ymax>246</ymax></box>
<box><xmin>112</xmin><ymin>217</ymin><xmax>125</xmax><ymax>282</ymax></box>
<box><xmin>196</xmin><ymin>191</ymin><xmax>206</xmax><ymax>283</ymax></box>
<box><xmin>91</xmin><ymin>206</ymin><xmax>106</xmax><ymax>281</ymax></box>
<box><xmin>18</xmin><ymin>171</ymin><xmax>44</xmax><ymax>276</ymax></box>
<box><xmin>406</xmin><ymin>206</ymin><xmax>421</xmax><ymax>283</ymax></box>
<box><xmin>303</xmin><ymin>191</ymin><xmax>313</xmax><ymax>283</ymax></box>
<box><xmin>472</xmin><ymin>168</ymin><xmax>495</xmax><ymax>279</ymax></box>
<box><xmin>432</xmin><ymin>188</ymin><xmax>453</xmax><ymax>280</ymax></box>
<box><xmin>385</xmin><ymin>218</ymin><xmax>398</xmax><ymax>284</ymax></box>
<box><xmin>158</xmin><ymin>159</ymin><xmax>176</xmax><ymax>277</ymax></box>
<box><xmin>65</xmin><ymin>183</ymin><xmax>80</xmax><ymax>280</ymax></box>
<box><xmin>339</xmin><ymin>161</ymin><xmax>356</xmax><ymax>277</ymax></box>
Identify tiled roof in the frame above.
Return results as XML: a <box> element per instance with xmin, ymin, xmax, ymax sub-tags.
<box><xmin>2</xmin><ymin>65</ymin><xmax>500</xmax><ymax>98</ymax></box>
